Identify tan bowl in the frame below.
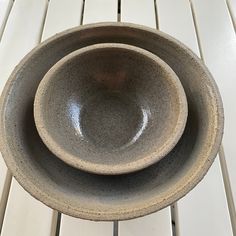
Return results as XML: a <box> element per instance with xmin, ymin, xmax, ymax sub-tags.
<box><xmin>34</xmin><ymin>43</ymin><xmax>187</xmax><ymax>175</ymax></box>
<box><xmin>0</xmin><ymin>23</ymin><xmax>223</xmax><ymax>221</ymax></box>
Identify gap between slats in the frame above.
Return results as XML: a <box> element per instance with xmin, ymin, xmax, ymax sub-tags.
<box><xmin>117</xmin><ymin>0</ymin><xmax>121</xmax><ymax>22</ymax></box>
<box><xmin>170</xmin><ymin>203</ymin><xmax>179</xmax><ymax>236</ymax></box>
<box><xmin>113</xmin><ymin>221</ymin><xmax>119</xmax><ymax>236</ymax></box>
<box><xmin>80</xmin><ymin>0</ymin><xmax>85</xmax><ymax>26</ymax></box>
<box><xmin>226</xmin><ymin>0</ymin><xmax>236</xmax><ymax>30</ymax></box>
<box><xmin>0</xmin><ymin>0</ymin><xmax>14</xmax><ymax>40</ymax></box>
<box><xmin>154</xmin><ymin>0</ymin><xmax>159</xmax><ymax>30</ymax></box>
<box><xmin>219</xmin><ymin>146</ymin><xmax>236</xmax><ymax>235</ymax></box>
<box><xmin>54</xmin><ymin>212</ymin><xmax>61</xmax><ymax>236</ymax></box>
<box><xmin>0</xmin><ymin>171</ymin><xmax>11</xmax><ymax>234</ymax></box>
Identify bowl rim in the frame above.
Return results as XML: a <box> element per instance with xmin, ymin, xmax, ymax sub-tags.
<box><xmin>0</xmin><ymin>22</ymin><xmax>224</xmax><ymax>221</ymax></box>
<box><xmin>34</xmin><ymin>42</ymin><xmax>188</xmax><ymax>175</ymax></box>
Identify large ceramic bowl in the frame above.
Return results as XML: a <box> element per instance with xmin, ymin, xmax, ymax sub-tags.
<box><xmin>34</xmin><ymin>43</ymin><xmax>187</xmax><ymax>175</ymax></box>
<box><xmin>0</xmin><ymin>23</ymin><xmax>223</xmax><ymax>221</ymax></box>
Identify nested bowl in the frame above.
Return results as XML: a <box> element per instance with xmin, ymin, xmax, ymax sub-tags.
<box><xmin>34</xmin><ymin>43</ymin><xmax>187</xmax><ymax>175</ymax></box>
<box><xmin>0</xmin><ymin>23</ymin><xmax>223</xmax><ymax>221</ymax></box>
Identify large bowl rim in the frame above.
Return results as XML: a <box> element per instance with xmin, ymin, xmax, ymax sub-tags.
<box><xmin>0</xmin><ymin>22</ymin><xmax>224</xmax><ymax>221</ymax></box>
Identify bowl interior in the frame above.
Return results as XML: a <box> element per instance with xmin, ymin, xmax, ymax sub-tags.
<box><xmin>34</xmin><ymin>43</ymin><xmax>187</xmax><ymax>174</ymax></box>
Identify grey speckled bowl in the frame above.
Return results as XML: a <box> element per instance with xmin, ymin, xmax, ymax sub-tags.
<box><xmin>34</xmin><ymin>43</ymin><xmax>188</xmax><ymax>175</ymax></box>
<box><xmin>0</xmin><ymin>23</ymin><xmax>223</xmax><ymax>221</ymax></box>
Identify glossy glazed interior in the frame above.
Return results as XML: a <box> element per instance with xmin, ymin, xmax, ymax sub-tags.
<box><xmin>34</xmin><ymin>43</ymin><xmax>187</xmax><ymax>174</ymax></box>
<box><xmin>0</xmin><ymin>23</ymin><xmax>223</xmax><ymax>221</ymax></box>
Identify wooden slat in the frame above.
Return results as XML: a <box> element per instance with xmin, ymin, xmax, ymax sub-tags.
<box><xmin>177</xmin><ymin>159</ymin><xmax>233</xmax><ymax>235</ymax></box>
<box><xmin>1</xmin><ymin>180</ymin><xmax>54</xmax><ymax>236</ymax></box>
<box><xmin>0</xmin><ymin>1</ymin><xmax>56</xmax><ymax>235</ymax></box>
<box><xmin>157</xmin><ymin>0</ymin><xmax>234</xmax><ymax>235</ymax></box>
<box><xmin>119</xmin><ymin>209</ymin><xmax>172</xmax><ymax>236</ymax></box>
<box><xmin>121</xmin><ymin>0</ymin><xmax>156</xmax><ymax>28</ymax></box>
<box><xmin>58</xmin><ymin>1</ymin><xmax>116</xmax><ymax>234</ymax></box>
<box><xmin>157</xmin><ymin>0</ymin><xmax>199</xmax><ymax>56</ymax></box>
<box><xmin>60</xmin><ymin>215</ymin><xmax>113</xmax><ymax>236</ymax></box>
<box><xmin>119</xmin><ymin>1</ymin><xmax>172</xmax><ymax>235</ymax></box>
<box><xmin>0</xmin><ymin>158</ymin><xmax>11</xmax><ymax>230</ymax></box>
<box><xmin>0</xmin><ymin>0</ymin><xmax>13</xmax><ymax>39</ymax></box>
<box><xmin>42</xmin><ymin>0</ymin><xmax>83</xmax><ymax>41</ymax></box>
<box><xmin>83</xmin><ymin>0</ymin><xmax>117</xmax><ymax>24</ymax></box>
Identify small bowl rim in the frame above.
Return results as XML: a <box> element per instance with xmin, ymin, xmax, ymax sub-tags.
<box><xmin>34</xmin><ymin>42</ymin><xmax>188</xmax><ymax>175</ymax></box>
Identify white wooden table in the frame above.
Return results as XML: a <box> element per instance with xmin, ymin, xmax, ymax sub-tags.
<box><xmin>0</xmin><ymin>0</ymin><xmax>236</xmax><ymax>235</ymax></box>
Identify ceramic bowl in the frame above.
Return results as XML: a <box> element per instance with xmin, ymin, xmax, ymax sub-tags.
<box><xmin>0</xmin><ymin>23</ymin><xmax>223</xmax><ymax>221</ymax></box>
<box><xmin>34</xmin><ymin>43</ymin><xmax>188</xmax><ymax>175</ymax></box>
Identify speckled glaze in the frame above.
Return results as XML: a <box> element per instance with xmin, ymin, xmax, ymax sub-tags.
<box><xmin>0</xmin><ymin>23</ymin><xmax>224</xmax><ymax>221</ymax></box>
<box><xmin>34</xmin><ymin>43</ymin><xmax>188</xmax><ymax>175</ymax></box>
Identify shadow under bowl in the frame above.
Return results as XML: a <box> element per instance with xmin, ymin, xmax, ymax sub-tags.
<box><xmin>34</xmin><ymin>43</ymin><xmax>188</xmax><ymax>175</ymax></box>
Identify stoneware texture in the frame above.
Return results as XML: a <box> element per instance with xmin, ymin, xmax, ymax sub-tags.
<box><xmin>34</xmin><ymin>43</ymin><xmax>188</xmax><ymax>175</ymax></box>
<box><xmin>0</xmin><ymin>23</ymin><xmax>224</xmax><ymax>221</ymax></box>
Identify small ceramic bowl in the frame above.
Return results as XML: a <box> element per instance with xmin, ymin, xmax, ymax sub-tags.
<box><xmin>34</xmin><ymin>43</ymin><xmax>188</xmax><ymax>175</ymax></box>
